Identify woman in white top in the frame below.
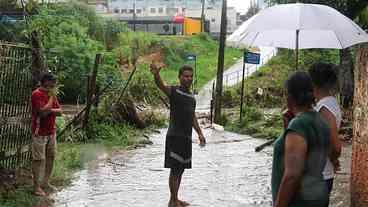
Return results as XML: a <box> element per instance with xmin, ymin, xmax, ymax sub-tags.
<box><xmin>309</xmin><ymin>63</ymin><xmax>342</xmax><ymax>207</ymax></box>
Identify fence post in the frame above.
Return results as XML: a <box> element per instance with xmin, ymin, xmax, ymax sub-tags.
<box><xmin>83</xmin><ymin>54</ymin><xmax>102</xmax><ymax>130</ymax></box>
<box><xmin>210</xmin><ymin>81</ymin><xmax>216</xmax><ymax>125</ymax></box>
<box><xmin>240</xmin><ymin>61</ymin><xmax>246</xmax><ymax>123</ymax></box>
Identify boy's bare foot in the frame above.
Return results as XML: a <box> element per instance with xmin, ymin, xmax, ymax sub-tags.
<box><xmin>168</xmin><ymin>199</ymin><xmax>184</xmax><ymax>207</ymax></box>
<box><xmin>33</xmin><ymin>187</ymin><xmax>46</xmax><ymax>196</ymax></box>
<box><xmin>179</xmin><ymin>199</ymin><xmax>190</xmax><ymax>206</ymax></box>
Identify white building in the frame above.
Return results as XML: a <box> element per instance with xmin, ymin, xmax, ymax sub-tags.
<box><xmin>107</xmin><ymin>0</ymin><xmax>238</xmax><ymax>35</ymax></box>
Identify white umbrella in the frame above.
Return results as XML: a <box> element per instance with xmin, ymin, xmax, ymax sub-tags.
<box><xmin>227</xmin><ymin>3</ymin><xmax>368</xmax><ymax>69</ymax></box>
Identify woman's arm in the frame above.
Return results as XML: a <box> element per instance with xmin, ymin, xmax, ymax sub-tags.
<box><xmin>274</xmin><ymin>132</ymin><xmax>307</xmax><ymax>207</ymax></box>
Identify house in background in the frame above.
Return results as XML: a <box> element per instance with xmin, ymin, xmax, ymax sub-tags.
<box><xmin>104</xmin><ymin>0</ymin><xmax>237</xmax><ymax>36</ymax></box>
<box><xmin>83</xmin><ymin>0</ymin><xmax>109</xmax><ymax>13</ymax></box>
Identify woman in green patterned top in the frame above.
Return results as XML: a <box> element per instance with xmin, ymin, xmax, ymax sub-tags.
<box><xmin>272</xmin><ymin>72</ymin><xmax>331</xmax><ymax>207</ymax></box>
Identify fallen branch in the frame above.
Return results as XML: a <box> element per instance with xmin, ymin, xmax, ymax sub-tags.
<box><xmin>57</xmin><ymin>81</ymin><xmax>112</xmax><ymax>138</ymax></box>
<box><xmin>255</xmin><ymin>138</ymin><xmax>276</xmax><ymax>152</ymax></box>
<box><xmin>159</xmin><ymin>95</ymin><xmax>169</xmax><ymax>109</ymax></box>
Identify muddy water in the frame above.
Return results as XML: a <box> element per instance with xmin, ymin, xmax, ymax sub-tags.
<box><xmin>55</xmin><ymin>47</ymin><xmax>277</xmax><ymax>207</ymax></box>
<box><xmin>55</xmin><ymin>128</ymin><xmax>273</xmax><ymax>207</ymax></box>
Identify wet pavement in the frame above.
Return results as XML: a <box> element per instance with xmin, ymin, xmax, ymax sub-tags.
<box><xmin>54</xmin><ymin>47</ymin><xmax>278</xmax><ymax>207</ymax></box>
<box><xmin>54</xmin><ymin>128</ymin><xmax>273</xmax><ymax>207</ymax></box>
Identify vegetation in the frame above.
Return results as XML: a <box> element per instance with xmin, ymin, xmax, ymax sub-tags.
<box><xmin>264</xmin><ymin>0</ymin><xmax>368</xmax><ymax>108</ymax></box>
<box><xmin>0</xmin><ymin>2</ymin><xmax>242</xmax><ymax>206</ymax></box>
<box><xmin>222</xmin><ymin>49</ymin><xmax>339</xmax><ymax>138</ymax></box>
<box><xmin>265</xmin><ymin>0</ymin><xmax>368</xmax><ymax>22</ymax></box>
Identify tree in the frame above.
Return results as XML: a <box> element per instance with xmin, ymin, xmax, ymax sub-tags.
<box><xmin>214</xmin><ymin>0</ymin><xmax>227</xmax><ymax>124</ymax></box>
<box><xmin>265</xmin><ymin>0</ymin><xmax>368</xmax><ymax>108</ymax></box>
<box><xmin>352</xmin><ymin>43</ymin><xmax>368</xmax><ymax>207</ymax></box>
<box><xmin>356</xmin><ymin>7</ymin><xmax>368</xmax><ymax>30</ymax></box>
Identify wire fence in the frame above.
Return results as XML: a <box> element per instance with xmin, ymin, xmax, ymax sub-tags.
<box><xmin>223</xmin><ymin>49</ymin><xmax>277</xmax><ymax>87</ymax></box>
<box><xmin>0</xmin><ymin>41</ymin><xmax>33</xmax><ymax>169</ymax></box>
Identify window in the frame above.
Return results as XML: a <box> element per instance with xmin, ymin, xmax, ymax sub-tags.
<box><xmin>136</xmin><ymin>9</ymin><xmax>142</xmax><ymax>14</ymax></box>
<box><xmin>167</xmin><ymin>8</ymin><xmax>176</xmax><ymax>14</ymax></box>
<box><xmin>211</xmin><ymin>18</ymin><xmax>216</xmax><ymax>22</ymax></box>
<box><xmin>150</xmin><ymin>8</ymin><xmax>156</xmax><ymax>13</ymax></box>
<box><xmin>114</xmin><ymin>8</ymin><xmax>119</xmax><ymax>13</ymax></box>
<box><xmin>158</xmin><ymin>8</ymin><xmax>164</xmax><ymax>13</ymax></box>
<box><xmin>121</xmin><ymin>9</ymin><xmax>127</xmax><ymax>14</ymax></box>
<box><xmin>129</xmin><ymin>9</ymin><xmax>134</xmax><ymax>13</ymax></box>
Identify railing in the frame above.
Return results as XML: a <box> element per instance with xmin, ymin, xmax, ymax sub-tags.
<box><xmin>223</xmin><ymin>49</ymin><xmax>277</xmax><ymax>87</ymax></box>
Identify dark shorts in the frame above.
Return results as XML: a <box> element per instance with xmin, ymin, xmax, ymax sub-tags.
<box><xmin>164</xmin><ymin>135</ymin><xmax>192</xmax><ymax>169</ymax></box>
<box><xmin>325</xmin><ymin>178</ymin><xmax>334</xmax><ymax>207</ymax></box>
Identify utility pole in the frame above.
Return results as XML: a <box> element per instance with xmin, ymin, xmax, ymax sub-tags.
<box><xmin>200</xmin><ymin>0</ymin><xmax>206</xmax><ymax>32</ymax></box>
<box><xmin>214</xmin><ymin>0</ymin><xmax>227</xmax><ymax>124</ymax></box>
<box><xmin>133</xmin><ymin>0</ymin><xmax>136</xmax><ymax>31</ymax></box>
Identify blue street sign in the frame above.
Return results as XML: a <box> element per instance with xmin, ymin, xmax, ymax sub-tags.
<box><xmin>186</xmin><ymin>54</ymin><xmax>196</xmax><ymax>61</ymax></box>
<box><xmin>244</xmin><ymin>52</ymin><xmax>260</xmax><ymax>64</ymax></box>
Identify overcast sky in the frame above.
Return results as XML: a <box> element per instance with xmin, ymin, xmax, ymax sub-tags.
<box><xmin>228</xmin><ymin>0</ymin><xmax>251</xmax><ymax>13</ymax></box>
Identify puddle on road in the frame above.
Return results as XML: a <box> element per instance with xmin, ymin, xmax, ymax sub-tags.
<box><xmin>54</xmin><ymin>129</ymin><xmax>273</xmax><ymax>207</ymax></box>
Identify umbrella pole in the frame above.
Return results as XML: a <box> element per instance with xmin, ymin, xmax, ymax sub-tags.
<box><xmin>295</xmin><ymin>30</ymin><xmax>299</xmax><ymax>70</ymax></box>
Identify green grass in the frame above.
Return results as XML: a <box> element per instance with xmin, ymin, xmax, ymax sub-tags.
<box><xmin>222</xmin><ymin>48</ymin><xmax>340</xmax><ymax>137</ymax></box>
<box><xmin>223</xmin><ymin>107</ymin><xmax>283</xmax><ymax>139</ymax></box>
<box><xmin>159</xmin><ymin>34</ymin><xmax>243</xmax><ymax>89</ymax></box>
<box><xmin>123</xmin><ymin>33</ymin><xmax>243</xmax><ymax>104</ymax></box>
<box><xmin>0</xmin><ymin>113</ymin><xmax>165</xmax><ymax>207</ymax></box>
<box><xmin>0</xmin><ymin>186</ymin><xmax>40</xmax><ymax>207</ymax></box>
<box><xmin>0</xmin><ymin>143</ymin><xmax>109</xmax><ymax>207</ymax></box>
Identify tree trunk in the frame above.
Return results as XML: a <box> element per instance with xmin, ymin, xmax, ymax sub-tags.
<box><xmin>30</xmin><ymin>31</ymin><xmax>46</xmax><ymax>88</ymax></box>
<box><xmin>339</xmin><ymin>48</ymin><xmax>354</xmax><ymax>109</ymax></box>
<box><xmin>351</xmin><ymin>43</ymin><xmax>368</xmax><ymax>207</ymax></box>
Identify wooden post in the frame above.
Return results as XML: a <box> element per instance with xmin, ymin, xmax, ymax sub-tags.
<box><xmin>210</xmin><ymin>81</ymin><xmax>215</xmax><ymax>125</ymax></box>
<box><xmin>133</xmin><ymin>0</ymin><xmax>136</xmax><ymax>32</ymax></box>
<box><xmin>201</xmin><ymin>0</ymin><xmax>206</xmax><ymax>32</ymax></box>
<box><xmin>83</xmin><ymin>54</ymin><xmax>102</xmax><ymax>129</ymax></box>
<box><xmin>240</xmin><ymin>52</ymin><xmax>246</xmax><ymax>123</ymax></box>
<box><xmin>214</xmin><ymin>0</ymin><xmax>227</xmax><ymax>124</ymax></box>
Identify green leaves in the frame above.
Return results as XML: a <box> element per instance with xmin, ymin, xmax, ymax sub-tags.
<box><xmin>265</xmin><ymin>0</ymin><xmax>368</xmax><ymax>22</ymax></box>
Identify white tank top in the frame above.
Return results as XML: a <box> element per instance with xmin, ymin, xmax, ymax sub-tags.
<box><xmin>315</xmin><ymin>96</ymin><xmax>342</xmax><ymax>180</ymax></box>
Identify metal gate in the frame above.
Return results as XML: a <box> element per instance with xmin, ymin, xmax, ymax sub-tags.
<box><xmin>0</xmin><ymin>41</ymin><xmax>33</xmax><ymax>169</ymax></box>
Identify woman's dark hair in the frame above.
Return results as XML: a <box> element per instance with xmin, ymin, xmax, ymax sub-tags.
<box><xmin>285</xmin><ymin>71</ymin><xmax>315</xmax><ymax>107</ymax></box>
<box><xmin>178</xmin><ymin>65</ymin><xmax>193</xmax><ymax>77</ymax></box>
<box><xmin>40</xmin><ymin>73</ymin><xmax>56</xmax><ymax>85</ymax></box>
<box><xmin>308</xmin><ymin>63</ymin><xmax>338</xmax><ymax>91</ymax></box>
